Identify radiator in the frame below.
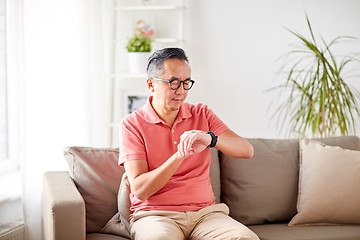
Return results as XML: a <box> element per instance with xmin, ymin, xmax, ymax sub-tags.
<box><xmin>0</xmin><ymin>219</ymin><xmax>25</xmax><ymax>240</ymax></box>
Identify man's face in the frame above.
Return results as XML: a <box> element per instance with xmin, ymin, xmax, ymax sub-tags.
<box><xmin>151</xmin><ymin>58</ymin><xmax>191</xmax><ymax>112</ymax></box>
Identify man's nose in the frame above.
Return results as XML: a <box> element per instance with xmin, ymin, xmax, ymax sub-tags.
<box><xmin>175</xmin><ymin>84</ymin><xmax>185</xmax><ymax>94</ymax></box>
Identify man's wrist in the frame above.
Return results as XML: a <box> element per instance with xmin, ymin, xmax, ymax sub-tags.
<box><xmin>206</xmin><ymin>131</ymin><xmax>218</xmax><ymax>148</ymax></box>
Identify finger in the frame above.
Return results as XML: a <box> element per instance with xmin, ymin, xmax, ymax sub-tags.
<box><xmin>182</xmin><ymin>136</ymin><xmax>191</xmax><ymax>156</ymax></box>
<box><xmin>180</xmin><ymin>131</ymin><xmax>191</xmax><ymax>155</ymax></box>
<box><xmin>177</xmin><ymin>144</ymin><xmax>184</xmax><ymax>157</ymax></box>
<box><xmin>179</xmin><ymin>131</ymin><xmax>189</xmax><ymax>156</ymax></box>
<box><xmin>185</xmin><ymin>132</ymin><xmax>198</xmax><ymax>155</ymax></box>
<box><xmin>185</xmin><ymin>133</ymin><xmax>197</xmax><ymax>155</ymax></box>
<box><xmin>180</xmin><ymin>133</ymin><xmax>187</xmax><ymax>156</ymax></box>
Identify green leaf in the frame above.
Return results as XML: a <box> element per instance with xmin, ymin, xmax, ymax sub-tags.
<box><xmin>266</xmin><ymin>13</ymin><xmax>360</xmax><ymax>138</ymax></box>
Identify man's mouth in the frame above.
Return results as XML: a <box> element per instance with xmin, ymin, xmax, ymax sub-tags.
<box><xmin>172</xmin><ymin>98</ymin><xmax>183</xmax><ymax>102</ymax></box>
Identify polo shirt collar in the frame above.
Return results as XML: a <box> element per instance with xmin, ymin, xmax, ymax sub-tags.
<box><xmin>143</xmin><ymin>96</ymin><xmax>192</xmax><ymax>124</ymax></box>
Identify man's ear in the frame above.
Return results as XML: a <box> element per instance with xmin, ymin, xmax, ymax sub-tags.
<box><xmin>147</xmin><ymin>78</ymin><xmax>155</xmax><ymax>92</ymax></box>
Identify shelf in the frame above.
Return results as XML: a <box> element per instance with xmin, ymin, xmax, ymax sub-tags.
<box><xmin>115</xmin><ymin>5</ymin><xmax>183</xmax><ymax>12</ymax></box>
<box><xmin>154</xmin><ymin>38</ymin><xmax>183</xmax><ymax>43</ymax></box>
<box><xmin>113</xmin><ymin>38</ymin><xmax>183</xmax><ymax>45</ymax></box>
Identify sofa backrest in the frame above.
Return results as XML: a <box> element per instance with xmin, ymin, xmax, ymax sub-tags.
<box><xmin>220</xmin><ymin>136</ymin><xmax>360</xmax><ymax>225</ymax></box>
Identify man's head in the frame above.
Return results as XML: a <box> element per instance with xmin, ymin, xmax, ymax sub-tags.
<box><xmin>147</xmin><ymin>48</ymin><xmax>189</xmax><ymax>78</ymax></box>
<box><xmin>146</xmin><ymin>48</ymin><xmax>193</xmax><ymax>113</ymax></box>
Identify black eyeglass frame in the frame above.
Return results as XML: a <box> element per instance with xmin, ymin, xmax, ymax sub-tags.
<box><xmin>152</xmin><ymin>77</ymin><xmax>195</xmax><ymax>90</ymax></box>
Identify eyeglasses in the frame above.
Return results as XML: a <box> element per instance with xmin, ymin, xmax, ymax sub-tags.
<box><xmin>152</xmin><ymin>77</ymin><xmax>195</xmax><ymax>90</ymax></box>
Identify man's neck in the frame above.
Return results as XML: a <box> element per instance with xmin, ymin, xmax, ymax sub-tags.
<box><xmin>151</xmin><ymin>100</ymin><xmax>179</xmax><ymax>127</ymax></box>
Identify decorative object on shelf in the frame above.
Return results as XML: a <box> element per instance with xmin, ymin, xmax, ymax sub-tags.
<box><xmin>134</xmin><ymin>20</ymin><xmax>154</xmax><ymax>37</ymax></box>
<box><xmin>269</xmin><ymin>14</ymin><xmax>360</xmax><ymax>138</ymax></box>
<box><xmin>126</xmin><ymin>20</ymin><xmax>153</xmax><ymax>74</ymax></box>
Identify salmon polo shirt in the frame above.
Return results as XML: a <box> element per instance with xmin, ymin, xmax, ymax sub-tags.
<box><xmin>119</xmin><ymin>96</ymin><xmax>229</xmax><ymax>214</ymax></box>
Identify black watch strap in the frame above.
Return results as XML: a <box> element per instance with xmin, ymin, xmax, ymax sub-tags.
<box><xmin>206</xmin><ymin>131</ymin><xmax>218</xmax><ymax>148</ymax></box>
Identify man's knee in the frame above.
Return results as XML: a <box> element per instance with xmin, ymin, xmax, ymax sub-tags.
<box><xmin>130</xmin><ymin>215</ymin><xmax>184</xmax><ymax>240</ymax></box>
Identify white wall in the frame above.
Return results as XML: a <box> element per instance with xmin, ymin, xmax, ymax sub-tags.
<box><xmin>184</xmin><ymin>0</ymin><xmax>360</xmax><ymax>138</ymax></box>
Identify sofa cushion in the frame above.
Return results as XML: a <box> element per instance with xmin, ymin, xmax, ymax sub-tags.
<box><xmin>220</xmin><ymin>136</ymin><xmax>360</xmax><ymax>225</ymax></box>
<box><xmin>64</xmin><ymin>147</ymin><xmax>125</xmax><ymax>233</ymax></box>
<box><xmin>221</xmin><ymin>138</ymin><xmax>300</xmax><ymax>225</ymax></box>
<box><xmin>289</xmin><ymin>139</ymin><xmax>360</xmax><ymax>226</ymax></box>
<box><xmin>248</xmin><ymin>223</ymin><xmax>360</xmax><ymax>240</ymax></box>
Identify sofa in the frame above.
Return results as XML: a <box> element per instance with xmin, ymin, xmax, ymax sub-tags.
<box><xmin>42</xmin><ymin>136</ymin><xmax>360</xmax><ymax>240</ymax></box>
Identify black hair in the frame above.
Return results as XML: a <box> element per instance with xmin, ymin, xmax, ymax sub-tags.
<box><xmin>146</xmin><ymin>48</ymin><xmax>189</xmax><ymax>78</ymax></box>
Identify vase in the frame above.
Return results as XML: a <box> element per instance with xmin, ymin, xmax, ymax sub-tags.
<box><xmin>128</xmin><ymin>52</ymin><xmax>151</xmax><ymax>74</ymax></box>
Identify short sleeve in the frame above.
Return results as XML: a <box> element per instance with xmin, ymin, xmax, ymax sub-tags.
<box><xmin>205</xmin><ymin>107</ymin><xmax>229</xmax><ymax>136</ymax></box>
<box><xmin>118</xmin><ymin>119</ymin><xmax>147</xmax><ymax>165</ymax></box>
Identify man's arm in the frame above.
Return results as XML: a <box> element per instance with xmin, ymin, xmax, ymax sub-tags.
<box><xmin>216</xmin><ymin>129</ymin><xmax>254</xmax><ymax>158</ymax></box>
<box><xmin>124</xmin><ymin>152</ymin><xmax>186</xmax><ymax>201</ymax></box>
<box><xmin>177</xmin><ymin>129</ymin><xmax>253</xmax><ymax>159</ymax></box>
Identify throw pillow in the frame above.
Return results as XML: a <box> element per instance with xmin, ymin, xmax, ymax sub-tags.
<box><xmin>101</xmin><ymin>172</ymin><xmax>131</xmax><ymax>238</ymax></box>
<box><xmin>289</xmin><ymin>139</ymin><xmax>360</xmax><ymax>226</ymax></box>
<box><xmin>64</xmin><ymin>147</ymin><xmax>125</xmax><ymax>233</ymax></box>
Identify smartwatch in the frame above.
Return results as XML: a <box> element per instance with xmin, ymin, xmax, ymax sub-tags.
<box><xmin>206</xmin><ymin>131</ymin><xmax>218</xmax><ymax>148</ymax></box>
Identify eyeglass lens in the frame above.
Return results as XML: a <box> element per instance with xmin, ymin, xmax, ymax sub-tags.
<box><xmin>170</xmin><ymin>80</ymin><xmax>194</xmax><ymax>90</ymax></box>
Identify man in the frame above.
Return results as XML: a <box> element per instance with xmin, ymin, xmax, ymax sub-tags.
<box><xmin>119</xmin><ymin>48</ymin><xmax>259</xmax><ymax>240</ymax></box>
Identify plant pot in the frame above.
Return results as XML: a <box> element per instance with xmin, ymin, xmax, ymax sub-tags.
<box><xmin>128</xmin><ymin>52</ymin><xmax>151</xmax><ymax>74</ymax></box>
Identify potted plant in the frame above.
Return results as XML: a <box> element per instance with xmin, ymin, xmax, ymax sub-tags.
<box><xmin>126</xmin><ymin>20</ymin><xmax>153</xmax><ymax>74</ymax></box>
<box><xmin>269</xmin><ymin>14</ymin><xmax>360</xmax><ymax>138</ymax></box>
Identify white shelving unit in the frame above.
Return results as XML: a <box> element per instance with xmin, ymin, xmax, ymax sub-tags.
<box><xmin>107</xmin><ymin>0</ymin><xmax>185</xmax><ymax>147</ymax></box>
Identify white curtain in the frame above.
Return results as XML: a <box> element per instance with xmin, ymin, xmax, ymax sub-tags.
<box><xmin>21</xmin><ymin>0</ymin><xmax>112</xmax><ymax>239</ymax></box>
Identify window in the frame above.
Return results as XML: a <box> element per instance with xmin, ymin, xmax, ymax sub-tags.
<box><xmin>0</xmin><ymin>0</ymin><xmax>8</xmax><ymax>165</ymax></box>
<box><xmin>0</xmin><ymin>0</ymin><xmax>20</xmax><ymax>174</ymax></box>
<box><xmin>0</xmin><ymin>0</ymin><xmax>22</xmax><ymax>204</ymax></box>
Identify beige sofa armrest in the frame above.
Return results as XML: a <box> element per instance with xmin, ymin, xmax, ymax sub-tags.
<box><xmin>42</xmin><ymin>171</ymin><xmax>86</xmax><ymax>240</ymax></box>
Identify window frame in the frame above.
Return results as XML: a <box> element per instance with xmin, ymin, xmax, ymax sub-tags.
<box><xmin>0</xmin><ymin>0</ymin><xmax>21</xmax><ymax>175</ymax></box>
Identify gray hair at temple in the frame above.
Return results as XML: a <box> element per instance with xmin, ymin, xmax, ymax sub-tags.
<box><xmin>146</xmin><ymin>48</ymin><xmax>189</xmax><ymax>78</ymax></box>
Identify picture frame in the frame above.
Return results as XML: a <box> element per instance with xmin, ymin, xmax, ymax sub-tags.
<box><xmin>123</xmin><ymin>91</ymin><xmax>149</xmax><ymax>115</ymax></box>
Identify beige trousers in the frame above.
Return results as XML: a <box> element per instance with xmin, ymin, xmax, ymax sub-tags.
<box><xmin>130</xmin><ymin>203</ymin><xmax>259</xmax><ymax>240</ymax></box>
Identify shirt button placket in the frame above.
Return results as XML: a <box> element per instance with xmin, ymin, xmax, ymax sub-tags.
<box><xmin>172</xmin><ymin>129</ymin><xmax>177</xmax><ymax>145</ymax></box>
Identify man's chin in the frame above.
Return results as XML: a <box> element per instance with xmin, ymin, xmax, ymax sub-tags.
<box><xmin>169</xmin><ymin>106</ymin><xmax>180</xmax><ymax>111</ymax></box>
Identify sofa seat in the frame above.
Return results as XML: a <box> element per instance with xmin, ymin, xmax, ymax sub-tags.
<box><xmin>87</xmin><ymin>233</ymin><xmax>128</xmax><ymax>240</ymax></box>
<box><xmin>248</xmin><ymin>223</ymin><xmax>360</xmax><ymax>240</ymax></box>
